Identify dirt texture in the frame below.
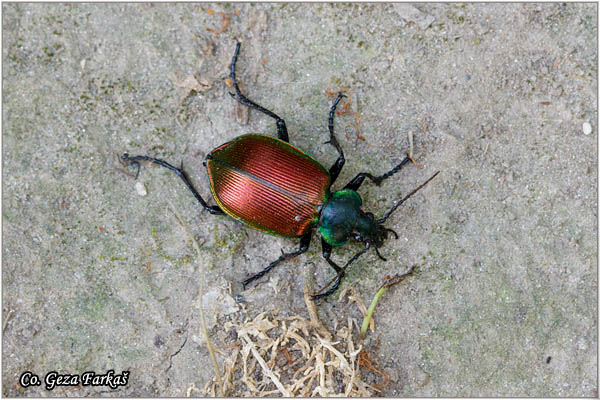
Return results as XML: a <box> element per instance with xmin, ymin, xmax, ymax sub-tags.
<box><xmin>3</xmin><ymin>3</ymin><xmax>597</xmax><ymax>396</ymax></box>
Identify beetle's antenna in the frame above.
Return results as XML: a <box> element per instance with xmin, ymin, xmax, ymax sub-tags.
<box><xmin>377</xmin><ymin>171</ymin><xmax>440</xmax><ymax>224</ymax></box>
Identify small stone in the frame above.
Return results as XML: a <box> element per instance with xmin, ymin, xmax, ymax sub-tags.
<box><xmin>582</xmin><ymin>122</ymin><xmax>592</xmax><ymax>135</ymax></box>
<box><xmin>135</xmin><ymin>181</ymin><xmax>147</xmax><ymax>196</ymax></box>
<box><xmin>506</xmin><ymin>171</ymin><xmax>514</xmax><ymax>183</ymax></box>
<box><xmin>551</xmin><ymin>85</ymin><xmax>563</xmax><ymax>97</ymax></box>
<box><xmin>393</xmin><ymin>4</ymin><xmax>435</xmax><ymax>29</ymax></box>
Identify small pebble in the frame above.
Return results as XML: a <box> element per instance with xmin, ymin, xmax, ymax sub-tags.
<box><xmin>506</xmin><ymin>171</ymin><xmax>514</xmax><ymax>183</ymax></box>
<box><xmin>135</xmin><ymin>181</ymin><xmax>147</xmax><ymax>196</ymax></box>
<box><xmin>582</xmin><ymin>122</ymin><xmax>592</xmax><ymax>135</ymax></box>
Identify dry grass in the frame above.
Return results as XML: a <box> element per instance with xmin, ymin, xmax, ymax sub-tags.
<box><xmin>199</xmin><ymin>268</ymin><xmax>381</xmax><ymax>397</ymax></box>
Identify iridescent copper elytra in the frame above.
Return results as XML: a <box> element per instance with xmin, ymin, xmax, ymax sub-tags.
<box><xmin>123</xmin><ymin>42</ymin><xmax>439</xmax><ymax>299</ymax></box>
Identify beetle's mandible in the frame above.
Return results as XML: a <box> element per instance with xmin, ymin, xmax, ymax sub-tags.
<box><xmin>123</xmin><ymin>42</ymin><xmax>439</xmax><ymax>299</ymax></box>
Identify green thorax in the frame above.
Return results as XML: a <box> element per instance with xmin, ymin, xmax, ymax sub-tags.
<box><xmin>318</xmin><ymin>189</ymin><xmax>377</xmax><ymax>246</ymax></box>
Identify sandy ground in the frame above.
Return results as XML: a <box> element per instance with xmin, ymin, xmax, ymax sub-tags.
<box><xmin>3</xmin><ymin>3</ymin><xmax>597</xmax><ymax>396</ymax></box>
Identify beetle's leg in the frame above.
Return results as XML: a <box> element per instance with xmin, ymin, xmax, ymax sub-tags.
<box><xmin>242</xmin><ymin>231</ymin><xmax>312</xmax><ymax>289</ymax></box>
<box><xmin>343</xmin><ymin>155</ymin><xmax>412</xmax><ymax>191</ymax></box>
<box><xmin>121</xmin><ymin>153</ymin><xmax>224</xmax><ymax>215</ymax></box>
<box><xmin>229</xmin><ymin>42</ymin><xmax>289</xmax><ymax>142</ymax></box>
<box><xmin>326</xmin><ymin>93</ymin><xmax>346</xmax><ymax>185</ymax></box>
<box><xmin>312</xmin><ymin>238</ymin><xmax>368</xmax><ymax>299</ymax></box>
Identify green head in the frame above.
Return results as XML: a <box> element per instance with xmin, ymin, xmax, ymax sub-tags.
<box><xmin>317</xmin><ymin>189</ymin><xmax>397</xmax><ymax>252</ymax></box>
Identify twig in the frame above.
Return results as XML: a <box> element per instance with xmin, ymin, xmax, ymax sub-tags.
<box><xmin>360</xmin><ymin>266</ymin><xmax>417</xmax><ymax>340</ymax></box>
<box><xmin>167</xmin><ymin>199</ymin><xmax>223</xmax><ymax>396</ymax></box>
<box><xmin>303</xmin><ymin>263</ymin><xmax>333</xmax><ymax>340</ymax></box>
<box><xmin>240</xmin><ymin>333</ymin><xmax>292</xmax><ymax>396</ymax></box>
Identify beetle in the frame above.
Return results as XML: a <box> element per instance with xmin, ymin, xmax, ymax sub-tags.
<box><xmin>122</xmin><ymin>42</ymin><xmax>439</xmax><ymax>299</ymax></box>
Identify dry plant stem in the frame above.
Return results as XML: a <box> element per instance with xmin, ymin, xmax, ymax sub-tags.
<box><xmin>221</xmin><ymin>347</ymin><xmax>239</xmax><ymax>395</ymax></box>
<box><xmin>360</xmin><ymin>288</ymin><xmax>386</xmax><ymax>340</ymax></box>
<box><xmin>216</xmin><ymin>295</ymin><xmax>380</xmax><ymax>395</ymax></box>
<box><xmin>345</xmin><ymin>318</ymin><xmax>365</xmax><ymax>396</ymax></box>
<box><xmin>360</xmin><ymin>266</ymin><xmax>418</xmax><ymax>340</ymax></box>
<box><xmin>303</xmin><ymin>264</ymin><xmax>333</xmax><ymax>339</ymax></box>
<box><xmin>240</xmin><ymin>333</ymin><xmax>291</xmax><ymax>396</ymax></box>
<box><xmin>206</xmin><ymin>10</ymin><xmax>230</xmax><ymax>35</ymax></box>
<box><xmin>381</xmin><ymin>266</ymin><xmax>417</xmax><ymax>289</ymax></box>
<box><xmin>340</xmin><ymin>287</ymin><xmax>374</xmax><ymax>332</ymax></box>
<box><xmin>167</xmin><ymin>200</ymin><xmax>223</xmax><ymax>396</ymax></box>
